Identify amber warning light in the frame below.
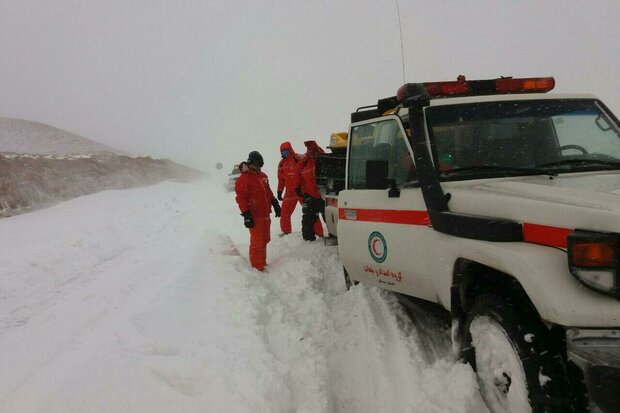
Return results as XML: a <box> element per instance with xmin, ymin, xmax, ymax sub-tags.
<box><xmin>567</xmin><ymin>231</ymin><xmax>619</xmax><ymax>298</ymax></box>
<box><xmin>396</xmin><ymin>76</ymin><xmax>556</xmax><ymax>103</ymax></box>
<box><xmin>570</xmin><ymin>240</ymin><xmax>616</xmax><ymax>267</ymax></box>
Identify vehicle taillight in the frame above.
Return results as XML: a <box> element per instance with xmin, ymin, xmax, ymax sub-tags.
<box><xmin>396</xmin><ymin>76</ymin><xmax>556</xmax><ymax>103</ymax></box>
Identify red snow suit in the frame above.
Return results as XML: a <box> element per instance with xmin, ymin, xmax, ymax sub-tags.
<box><xmin>295</xmin><ymin>140</ymin><xmax>325</xmax><ymax>199</ymax></box>
<box><xmin>235</xmin><ymin>162</ymin><xmax>275</xmax><ymax>271</ymax></box>
<box><xmin>277</xmin><ymin>141</ymin><xmax>302</xmax><ymax>234</ymax></box>
<box><xmin>294</xmin><ymin>141</ymin><xmax>325</xmax><ymax>240</ymax></box>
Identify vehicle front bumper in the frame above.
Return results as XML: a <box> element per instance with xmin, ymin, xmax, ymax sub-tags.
<box><xmin>567</xmin><ymin>328</ymin><xmax>620</xmax><ymax>413</ymax></box>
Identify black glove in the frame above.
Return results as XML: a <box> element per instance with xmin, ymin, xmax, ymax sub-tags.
<box><xmin>303</xmin><ymin>193</ymin><xmax>313</xmax><ymax>208</ymax></box>
<box><xmin>277</xmin><ymin>190</ymin><xmax>283</xmax><ymax>201</ymax></box>
<box><xmin>272</xmin><ymin>199</ymin><xmax>281</xmax><ymax>217</ymax></box>
<box><xmin>295</xmin><ymin>186</ymin><xmax>302</xmax><ymax>197</ymax></box>
<box><xmin>241</xmin><ymin>211</ymin><xmax>254</xmax><ymax>228</ymax></box>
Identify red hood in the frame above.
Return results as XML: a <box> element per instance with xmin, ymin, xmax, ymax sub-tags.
<box><xmin>280</xmin><ymin>141</ymin><xmax>295</xmax><ymax>153</ymax></box>
<box><xmin>304</xmin><ymin>140</ymin><xmax>324</xmax><ymax>156</ymax></box>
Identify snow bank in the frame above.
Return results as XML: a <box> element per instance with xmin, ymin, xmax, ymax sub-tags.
<box><xmin>0</xmin><ymin>177</ymin><xmax>488</xmax><ymax>412</ymax></box>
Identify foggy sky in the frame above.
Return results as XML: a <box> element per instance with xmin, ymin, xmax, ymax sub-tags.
<box><xmin>1</xmin><ymin>0</ymin><xmax>619</xmax><ymax>173</ymax></box>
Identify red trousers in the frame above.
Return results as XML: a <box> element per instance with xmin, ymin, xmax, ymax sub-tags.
<box><xmin>280</xmin><ymin>196</ymin><xmax>323</xmax><ymax>236</ymax></box>
<box><xmin>249</xmin><ymin>217</ymin><xmax>271</xmax><ymax>271</ymax></box>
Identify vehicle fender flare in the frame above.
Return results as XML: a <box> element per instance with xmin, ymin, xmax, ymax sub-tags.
<box><xmin>450</xmin><ymin>258</ymin><xmax>537</xmax><ymax>320</ymax></box>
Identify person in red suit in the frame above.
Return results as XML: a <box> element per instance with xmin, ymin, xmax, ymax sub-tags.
<box><xmin>235</xmin><ymin>151</ymin><xmax>281</xmax><ymax>271</ymax></box>
<box><xmin>294</xmin><ymin>140</ymin><xmax>325</xmax><ymax>241</ymax></box>
<box><xmin>276</xmin><ymin>141</ymin><xmax>302</xmax><ymax>235</ymax></box>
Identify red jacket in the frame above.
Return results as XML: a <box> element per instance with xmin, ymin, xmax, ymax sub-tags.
<box><xmin>235</xmin><ymin>162</ymin><xmax>275</xmax><ymax>218</ymax></box>
<box><xmin>294</xmin><ymin>140</ymin><xmax>324</xmax><ymax>199</ymax></box>
<box><xmin>277</xmin><ymin>141</ymin><xmax>300</xmax><ymax>195</ymax></box>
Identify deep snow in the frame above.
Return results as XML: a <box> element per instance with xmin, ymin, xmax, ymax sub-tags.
<box><xmin>0</xmin><ymin>176</ymin><xmax>489</xmax><ymax>412</ymax></box>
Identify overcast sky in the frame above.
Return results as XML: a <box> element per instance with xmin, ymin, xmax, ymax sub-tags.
<box><xmin>1</xmin><ymin>0</ymin><xmax>619</xmax><ymax>172</ymax></box>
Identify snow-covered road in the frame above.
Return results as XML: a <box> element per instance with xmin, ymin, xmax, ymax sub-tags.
<box><xmin>0</xmin><ymin>177</ymin><xmax>488</xmax><ymax>412</ymax></box>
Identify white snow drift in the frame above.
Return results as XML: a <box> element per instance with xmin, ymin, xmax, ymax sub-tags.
<box><xmin>0</xmin><ymin>176</ymin><xmax>488</xmax><ymax>412</ymax></box>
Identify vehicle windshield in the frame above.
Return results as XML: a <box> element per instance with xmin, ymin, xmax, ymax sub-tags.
<box><xmin>426</xmin><ymin>99</ymin><xmax>620</xmax><ymax>180</ymax></box>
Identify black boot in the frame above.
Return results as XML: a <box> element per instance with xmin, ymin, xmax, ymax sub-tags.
<box><xmin>301</xmin><ymin>203</ymin><xmax>316</xmax><ymax>241</ymax></box>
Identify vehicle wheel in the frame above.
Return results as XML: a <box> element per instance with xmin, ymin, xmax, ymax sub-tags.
<box><xmin>344</xmin><ymin>267</ymin><xmax>352</xmax><ymax>290</ymax></box>
<box><xmin>462</xmin><ymin>294</ymin><xmax>584</xmax><ymax>413</ymax></box>
<box><xmin>343</xmin><ymin>267</ymin><xmax>358</xmax><ymax>291</ymax></box>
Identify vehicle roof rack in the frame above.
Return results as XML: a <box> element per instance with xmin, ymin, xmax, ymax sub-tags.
<box><xmin>351</xmin><ymin>105</ymin><xmax>378</xmax><ymax>123</ymax></box>
<box><xmin>350</xmin><ymin>95</ymin><xmax>401</xmax><ymax>123</ymax></box>
<box><xmin>378</xmin><ymin>96</ymin><xmax>399</xmax><ymax>114</ymax></box>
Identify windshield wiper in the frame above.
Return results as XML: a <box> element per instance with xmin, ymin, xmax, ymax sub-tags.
<box><xmin>536</xmin><ymin>158</ymin><xmax>620</xmax><ymax>170</ymax></box>
<box><xmin>441</xmin><ymin>165</ymin><xmax>557</xmax><ymax>177</ymax></box>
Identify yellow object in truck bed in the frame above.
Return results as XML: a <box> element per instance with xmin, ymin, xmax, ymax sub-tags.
<box><xmin>327</xmin><ymin>132</ymin><xmax>348</xmax><ymax>151</ymax></box>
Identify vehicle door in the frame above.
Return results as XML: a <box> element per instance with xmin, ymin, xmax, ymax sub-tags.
<box><xmin>337</xmin><ymin>116</ymin><xmax>436</xmax><ymax>300</ymax></box>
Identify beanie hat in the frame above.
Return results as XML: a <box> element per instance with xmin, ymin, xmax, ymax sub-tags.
<box><xmin>247</xmin><ymin>151</ymin><xmax>264</xmax><ymax>167</ymax></box>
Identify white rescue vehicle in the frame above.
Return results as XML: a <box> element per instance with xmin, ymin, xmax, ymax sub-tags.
<box><xmin>323</xmin><ymin>76</ymin><xmax>620</xmax><ymax>413</ymax></box>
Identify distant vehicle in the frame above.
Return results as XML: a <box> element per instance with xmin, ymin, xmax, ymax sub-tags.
<box><xmin>225</xmin><ymin>164</ymin><xmax>240</xmax><ymax>191</ymax></box>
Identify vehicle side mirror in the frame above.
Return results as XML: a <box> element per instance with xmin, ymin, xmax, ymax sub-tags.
<box><xmin>366</xmin><ymin>160</ymin><xmax>388</xmax><ymax>189</ymax></box>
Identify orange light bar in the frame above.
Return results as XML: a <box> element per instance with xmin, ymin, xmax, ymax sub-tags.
<box><xmin>396</xmin><ymin>76</ymin><xmax>556</xmax><ymax>103</ymax></box>
<box><xmin>495</xmin><ymin>77</ymin><xmax>555</xmax><ymax>94</ymax></box>
<box><xmin>571</xmin><ymin>241</ymin><xmax>616</xmax><ymax>267</ymax></box>
<box><xmin>424</xmin><ymin>81</ymin><xmax>469</xmax><ymax>97</ymax></box>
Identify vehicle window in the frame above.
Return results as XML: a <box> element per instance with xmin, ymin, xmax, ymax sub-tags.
<box><xmin>348</xmin><ymin>118</ymin><xmax>416</xmax><ymax>189</ymax></box>
<box><xmin>392</xmin><ymin>129</ymin><xmax>417</xmax><ymax>185</ymax></box>
<box><xmin>553</xmin><ymin>111</ymin><xmax>620</xmax><ymax>157</ymax></box>
<box><xmin>427</xmin><ymin>99</ymin><xmax>620</xmax><ymax>180</ymax></box>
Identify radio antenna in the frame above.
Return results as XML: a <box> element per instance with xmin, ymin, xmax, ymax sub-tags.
<box><xmin>394</xmin><ymin>0</ymin><xmax>406</xmax><ymax>84</ymax></box>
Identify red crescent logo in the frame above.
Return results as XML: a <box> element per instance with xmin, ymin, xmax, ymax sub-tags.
<box><xmin>372</xmin><ymin>238</ymin><xmax>382</xmax><ymax>256</ymax></box>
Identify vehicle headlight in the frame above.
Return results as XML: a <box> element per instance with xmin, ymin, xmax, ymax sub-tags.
<box><xmin>568</xmin><ymin>231</ymin><xmax>619</xmax><ymax>298</ymax></box>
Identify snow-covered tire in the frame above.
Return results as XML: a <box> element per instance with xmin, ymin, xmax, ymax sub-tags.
<box><xmin>462</xmin><ymin>294</ymin><xmax>584</xmax><ymax>413</ymax></box>
<box><xmin>343</xmin><ymin>267</ymin><xmax>358</xmax><ymax>291</ymax></box>
<box><xmin>344</xmin><ymin>267</ymin><xmax>352</xmax><ymax>290</ymax></box>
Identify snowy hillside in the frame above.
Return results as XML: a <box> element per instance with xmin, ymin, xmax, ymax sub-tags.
<box><xmin>0</xmin><ymin>153</ymin><xmax>202</xmax><ymax>217</ymax></box>
<box><xmin>0</xmin><ymin>176</ymin><xmax>488</xmax><ymax>413</ymax></box>
<box><xmin>0</xmin><ymin>118</ymin><xmax>203</xmax><ymax>217</ymax></box>
<box><xmin>0</xmin><ymin>118</ymin><xmax>121</xmax><ymax>155</ymax></box>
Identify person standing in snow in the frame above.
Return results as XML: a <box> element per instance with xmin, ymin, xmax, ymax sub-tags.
<box><xmin>293</xmin><ymin>140</ymin><xmax>325</xmax><ymax>241</ymax></box>
<box><xmin>276</xmin><ymin>141</ymin><xmax>302</xmax><ymax>235</ymax></box>
<box><xmin>235</xmin><ymin>151</ymin><xmax>281</xmax><ymax>271</ymax></box>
